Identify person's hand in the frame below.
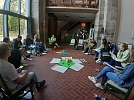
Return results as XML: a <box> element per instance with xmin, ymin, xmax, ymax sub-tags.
<box><xmin>40</xmin><ymin>42</ymin><xmax>42</xmax><ymax>44</ymax></box>
<box><xmin>114</xmin><ymin>69</ymin><xmax>118</xmax><ymax>73</ymax></box>
<box><xmin>24</xmin><ymin>70</ymin><xmax>28</xmax><ymax>76</ymax></box>
<box><xmin>16</xmin><ymin>68</ymin><xmax>22</xmax><ymax>73</ymax></box>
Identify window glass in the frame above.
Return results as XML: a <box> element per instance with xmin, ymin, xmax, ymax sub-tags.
<box><xmin>21</xmin><ymin>0</ymin><xmax>27</xmax><ymax>16</ymax></box>
<box><xmin>10</xmin><ymin>0</ymin><xmax>18</xmax><ymax>13</ymax></box>
<box><xmin>0</xmin><ymin>14</ymin><xmax>3</xmax><ymax>41</ymax></box>
<box><xmin>0</xmin><ymin>0</ymin><xmax>5</xmax><ymax>10</ymax></box>
<box><xmin>8</xmin><ymin>15</ymin><xmax>18</xmax><ymax>41</ymax></box>
<box><xmin>20</xmin><ymin>18</ymin><xmax>27</xmax><ymax>41</ymax></box>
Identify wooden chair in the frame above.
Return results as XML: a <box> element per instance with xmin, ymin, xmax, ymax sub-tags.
<box><xmin>69</xmin><ymin>39</ymin><xmax>75</xmax><ymax>46</ymax></box>
<box><xmin>0</xmin><ymin>73</ymin><xmax>34</xmax><ymax>100</ymax></box>
<box><xmin>74</xmin><ymin>0</ymin><xmax>85</xmax><ymax>7</ymax></box>
<box><xmin>104</xmin><ymin>80</ymin><xmax>134</xmax><ymax>100</ymax></box>
<box><xmin>49</xmin><ymin>0</ymin><xmax>58</xmax><ymax>6</ymax></box>
<box><xmin>86</xmin><ymin>0</ymin><xmax>97</xmax><ymax>8</ymax></box>
<box><xmin>60</xmin><ymin>0</ymin><xmax>72</xmax><ymax>6</ymax></box>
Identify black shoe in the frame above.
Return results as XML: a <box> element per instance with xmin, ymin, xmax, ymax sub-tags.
<box><xmin>35</xmin><ymin>80</ymin><xmax>46</xmax><ymax>91</ymax></box>
<box><xmin>95</xmin><ymin>57</ymin><xmax>98</xmax><ymax>60</ymax></box>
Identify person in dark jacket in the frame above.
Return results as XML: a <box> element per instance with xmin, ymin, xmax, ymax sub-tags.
<box><xmin>12</xmin><ymin>35</ymin><xmax>22</xmax><ymax>50</ymax></box>
<box><xmin>23</xmin><ymin>34</ymin><xmax>33</xmax><ymax>50</ymax></box>
<box><xmin>95</xmin><ymin>38</ymin><xmax>110</xmax><ymax>62</ymax></box>
<box><xmin>88</xmin><ymin>50</ymin><xmax>134</xmax><ymax>89</ymax></box>
<box><xmin>8</xmin><ymin>49</ymin><xmax>21</xmax><ymax>68</ymax></box>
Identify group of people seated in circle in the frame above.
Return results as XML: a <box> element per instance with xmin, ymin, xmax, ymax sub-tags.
<box><xmin>0</xmin><ymin>34</ymin><xmax>60</xmax><ymax>92</ymax></box>
<box><xmin>83</xmin><ymin>37</ymin><xmax>134</xmax><ymax>91</ymax></box>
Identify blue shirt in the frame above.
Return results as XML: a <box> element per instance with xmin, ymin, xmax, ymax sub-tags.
<box><xmin>116</xmin><ymin>62</ymin><xmax>134</xmax><ymax>88</ymax></box>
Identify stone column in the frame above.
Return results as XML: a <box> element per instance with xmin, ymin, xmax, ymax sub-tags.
<box><xmin>104</xmin><ymin>0</ymin><xmax>118</xmax><ymax>42</ymax></box>
<box><xmin>31</xmin><ymin>0</ymin><xmax>48</xmax><ymax>45</ymax></box>
<box><xmin>94</xmin><ymin>0</ymin><xmax>118</xmax><ymax>46</ymax></box>
<box><xmin>31</xmin><ymin>0</ymin><xmax>39</xmax><ymax>35</ymax></box>
<box><xmin>94</xmin><ymin>0</ymin><xmax>105</xmax><ymax>46</ymax></box>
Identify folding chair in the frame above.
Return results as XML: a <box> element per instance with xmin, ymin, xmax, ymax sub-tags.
<box><xmin>69</xmin><ymin>39</ymin><xmax>75</xmax><ymax>46</ymax></box>
<box><xmin>0</xmin><ymin>73</ymin><xmax>34</xmax><ymax>100</ymax></box>
<box><xmin>104</xmin><ymin>80</ymin><xmax>134</xmax><ymax>100</ymax></box>
<box><xmin>86</xmin><ymin>0</ymin><xmax>97</xmax><ymax>8</ymax></box>
<box><xmin>49</xmin><ymin>0</ymin><xmax>57</xmax><ymax>6</ymax></box>
<box><xmin>74</xmin><ymin>0</ymin><xmax>85</xmax><ymax>7</ymax></box>
<box><xmin>60</xmin><ymin>0</ymin><xmax>72</xmax><ymax>6</ymax></box>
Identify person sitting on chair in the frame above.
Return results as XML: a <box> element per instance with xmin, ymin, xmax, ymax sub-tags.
<box><xmin>0</xmin><ymin>42</ymin><xmax>45</xmax><ymax>91</ymax></box>
<box><xmin>3</xmin><ymin>37</ymin><xmax>11</xmax><ymax>47</ymax></box>
<box><xmin>83</xmin><ymin>38</ymin><xmax>97</xmax><ymax>55</ymax></box>
<box><xmin>88</xmin><ymin>50</ymin><xmax>134</xmax><ymax>90</ymax></box>
<box><xmin>95</xmin><ymin>38</ymin><xmax>110</xmax><ymax>63</ymax></box>
<box><xmin>50</xmin><ymin>35</ymin><xmax>60</xmax><ymax>49</ymax></box>
<box><xmin>108</xmin><ymin>43</ymin><xmax>130</xmax><ymax>68</ymax></box>
<box><xmin>12</xmin><ymin>35</ymin><xmax>23</xmax><ymax>50</ymax></box>
<box><xmin>23</xmin><ymin>34</ymin><xmax>33</xmax><ymax>50</ymax></box>
<box><xmin>34</xmin><ymin>34</ymin><xmax>47</xmax><ymax>55</ymax></box>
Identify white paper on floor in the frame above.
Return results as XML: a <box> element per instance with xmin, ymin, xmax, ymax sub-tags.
<box><xmin>70</xmin><ymin>63</ymin><xmax>84</xmax><ymax>71</ymax></box>
<box><xmin>61</xmin><ymin>57</ymin><xmax>72</xmax><ymax>60</ymax></box>
<box><xmin>72</xmin><ymin>59</ymin><xmax>82</xmax><ymax>64</ymax></box>
<box><xmin>50</xmin><ymin>58</ymin><xmax>61</xmax><ymax>63</ymax></box>
<box><xmin>51</xmin><ymin>64</ymin><xmax>68</xmax><ymax>73</ymax></box>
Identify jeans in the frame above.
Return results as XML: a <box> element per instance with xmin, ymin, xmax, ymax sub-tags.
<box><xmin>35</xmin><ymin>43</ymin><xmax>46</xmax><ymax>52</ymax></box>
<box><xmin>96</xmin><ymin>66</ymin><xmax>114</xmax><ymax>86</ymax></box>
<box><xmin>84</xmin><ymin>47</ymin><xmax>89</xmax><ymax>53</ymax></box>
<box><xmin>15</xmin><ymin>70</ymin><xmax>38</xmax><ymax>89</ymax></box>
<box><xmin>98</xmin><ymin>51</ymin><xmax>109</xmax><ymax>59</ymax></box>
<box><xmin>109</xmin><ymin>58</ymin><xmax>122</xmax><ymax>67</ymax></box>
<box><xmin>106</xmin><ymin>72</ymin><xmax>118</xmax><ymax>83</ymax></box>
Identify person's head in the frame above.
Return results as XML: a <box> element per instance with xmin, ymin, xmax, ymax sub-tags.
<box><xmin>17</xmin><ymin>35</ymin><xmax>22</xmax><ymax>41</ymax></box>
<box><xmin>129</xmin><ymin>49</ymin><xmax>134</xmax><ymax>63</ymax></box>
<box><xmin>0</xmin><ymin>42</ymin><xmax>11</xmax><ymax>59</ymax></box>
<box><xmin>26</xmin><ymin>34</ymin><xmax>30</xmax><ymax>39</ymax></box>
<box><xmin>3</xmin><ymin>37</ymin><xmax>10</xmax><ymax>43</ymax></box>
<box><xmin>102</xmin><ymin>38</ymin><xmax>108</xmax><ymax>45</ymax></box>
<box><xmin>52</xmin><ymin>35</ymin><xmax>54</xmax><ymax>37</ymax></box>
<box><xmin>19</xmin><ymin>48</ymin><xmax>26</xmax><ymax>56</ymax></box>
<box><xmin>34</xmin><ymin>34</ymin><xmax>38</xmax><ymax>39</ymax></box>
<box><xmin>119</xmin><ymin>43</ymin><xmax>128</xmax><ymax>51</ymax></box>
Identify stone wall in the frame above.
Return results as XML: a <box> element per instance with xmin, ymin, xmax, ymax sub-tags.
<box><xmin>31</xmin><ymin>0</ymin><xmax>39</xmax><ymax>35</ymax></box>
<box><xmin>94</xmin><ymin>0</ymin><xmax>118</xmax><ymax>46</ymax></box>
<box><xmin>31</xmin><ymin>0</ymin><xmax>48</xmax><ymax>45</ymax></box>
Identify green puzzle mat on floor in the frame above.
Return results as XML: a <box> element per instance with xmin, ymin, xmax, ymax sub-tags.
<box><xmin>59</xmin><ymin>60</ymin><xmax>75</xmax><ymax>68</ymax></box>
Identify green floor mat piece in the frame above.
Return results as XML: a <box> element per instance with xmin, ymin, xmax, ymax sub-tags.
<box><xmin>59</xmin><ymin>60</ymin><xmax>75</xmax><ymax>68</ymax></box>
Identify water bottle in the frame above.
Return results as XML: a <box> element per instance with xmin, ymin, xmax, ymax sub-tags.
<box><xmin>101</xmin><ymin>92</ymin><xmax>106</xmax><ymax>100</ymax></box>
<box><xmin>94</xmin><ymin>93</ymin><xmax>101</xmax><ymax>100</ymax></box>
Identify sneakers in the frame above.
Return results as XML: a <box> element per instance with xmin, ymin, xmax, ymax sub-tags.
<box><xmin>95</xmin><ymin>83</ymin><xmax>104</xmax><ymax>90</ymax></box>
<box><xmin>84</xmin><ymin>53</ymin><xmax>89</xmax><ymax>55</ymax></box>
<box><xmin>96</xmin><ymin>59</ymin><xmax>101</xmax><ymax>63</ymax></box>
<box><xmin>27</xmin><ymin>58</ymin><xmax>32</xmax><ymax>61</ymax></box>
<box><xmin>35</xmin><ymin>80</ymin><xmax>46</xmax><ymax>91</ymax></box>
<box><xmin>43</xmin><ymin>51</ymin><xmax>47</xmax><ymax>53</ymax></box>
<box><xmin>82</xmin><ymin>51</ymin><xmax>85</xmax><ymax>53</ymax></box>
<box><xmin>42</xmin><ymin>53</ymin><xmax>47</xmax><ymax>55</ymax></box>
<box><xmin>88</xmin><ymin>76</ymin><xmax>97</xmax><ymax>83</ymax></box>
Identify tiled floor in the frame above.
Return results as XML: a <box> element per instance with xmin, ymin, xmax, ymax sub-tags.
<box><xmin>25</xmin><ymin>43</ymin><xmax>134</xmax><ymax>100</ymax></box>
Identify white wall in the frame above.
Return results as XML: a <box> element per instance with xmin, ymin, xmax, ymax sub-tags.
<box><xmin>118</xmin><ymin>0</ymin><xmax>134</xmax><ymax>44</ymax></box>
